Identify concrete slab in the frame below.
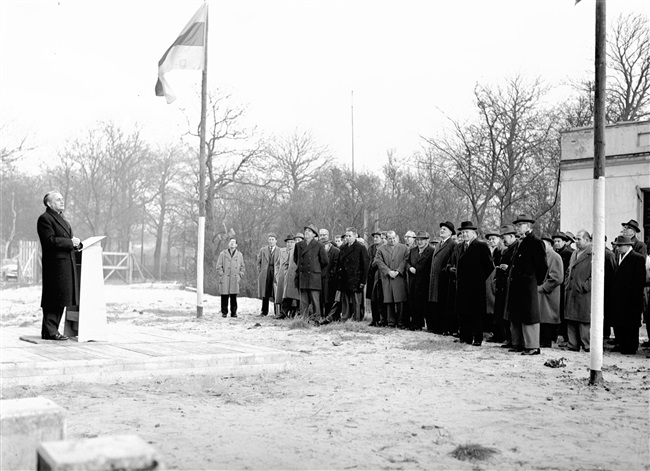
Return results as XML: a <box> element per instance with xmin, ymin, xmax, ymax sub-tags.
<box><xmin>1</xmin><ymin>325</ymin><xmax>293</xmax><ymax>388</ymax></box>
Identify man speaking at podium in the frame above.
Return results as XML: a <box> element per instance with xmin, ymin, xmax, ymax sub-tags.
<box><xmin>37</xmin><ymin>191</ymin><xmax>83</xmax><ymax>340</ymax></box>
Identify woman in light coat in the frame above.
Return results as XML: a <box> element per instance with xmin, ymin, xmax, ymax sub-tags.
<box><xmin>216</xmin><ymin>238</ymin><xmax>245</xmax><ymax>318</ymax></box>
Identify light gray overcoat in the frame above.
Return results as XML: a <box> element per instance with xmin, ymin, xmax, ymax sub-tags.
<box><xmin>375</xmin><ymin>243</ymin><xmax>409</xmax><ymax>303</ymax></box>
<box><xmin>216</xmin><ymin>249</ymin><xmax>245</xmax><ymax>295</ymax></box>
<box><xmin>564</xmin><ymin>246</ymin><xmax>592</xmax><ymax>323</ymax></box>
<box><xmin>538</xmin><ymin>246</ymin><xmax>563</xmax><ymax>324</ymax></box>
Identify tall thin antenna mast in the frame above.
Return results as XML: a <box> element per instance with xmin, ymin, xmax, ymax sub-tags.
<box><xmin>351</xmin><ymin>90</ymin><xmax>355</xmax><ymax>178</ymax></box>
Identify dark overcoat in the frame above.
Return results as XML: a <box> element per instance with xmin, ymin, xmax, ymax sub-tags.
<box><xmin>294</xmin><ymin>239</ymin><xmax>328</xmax><ymax>290</ymax></box>
<box><xmin>375</xmin><ymin>243</ymin><xmax>409</xmax><ymax>303</ymax></box>
<box><xmin>405</xmin><ymin>245</ymin><xmax>434</xmax><ymax>302</ymax></box>
<box><xmin>257</xmin><ymin>246</ymin><xmax>279</xmax><ymax>299</ymax></box>
<box><xmin>37</xmin><ymin>208</ymin><xmax>82</xmax><ymax>308</ymax></box>
<box><xmin>564</xmin><ymin>247</ymin><xmax>592</xmax><ymax>323</ymax></box>
<box><xmin>216</xmin><ymin>249</ymin><xmax>245</xmax><ymax>295</ymax></box>
<box><xmin>337</xmin><ymin>240</ymin><xmax>370</xmax><ymax>294</ymax></box>
<box><xmin>366</xmin><ymin>243</ymin><xmax>380</xmax><ymax>300</ymax></box>
<box><xmin>604</xmin><ymin>247</ymin><xmax>617</xmax><ymax>328</ymax></box>
<box><xmin>428</xmin><ymin>238</ymin><xmax>456</xmax><ymax>303</ymax></box>
<box><xmin>496</xmin><ymin>241</ymin><xmax>518</xmax><ymax>321</ymax></box>
<box><xmin>538</xmin><ymin>246</ymin><xmax>563</xmax><ymax>324</ymax></box>
<box><xmin>321</xmin><ymin>244</ymin><xmax>340</xmax><ymax>304</ymax></box>
<box><xmin>454</xmin><ymin>240</ymin><xmax>493</xmax><ymax>319</ymax></box>
<box><xmin>612</xmin><ymin>250</ymin><xmax>646</xmax><ymax>329</ymax></box>
<box><xmin>631</xmin><ymin>237</ymin><xmax>648</xmax><ymax>258</ymax></box>
<box><xmin>505</xmin><ymin>231</ymin><xmax>548</xmax><ymax>324</ymax></box>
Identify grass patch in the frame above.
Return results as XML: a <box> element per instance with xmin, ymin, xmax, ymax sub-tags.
<box><xmin>319</xmin><ymin>321</ymin><xmax>385</xmax><ymax>335</ymax></box>
<box><xmin>402</xmin><ymin>337</ymin><xmax>466</xmax><ymax>352</ymax></box>
<box><xmin>287</xmin><ymin>317</ymin><xmax>312</xmax><ymax>330</ymax></box>
<box><xmin>450</xmin><ymin>443</ymin><xmax>499</xmax><ymax>462</ymax></box>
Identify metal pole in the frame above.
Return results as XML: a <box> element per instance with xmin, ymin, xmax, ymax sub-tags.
<box><xmin>589</xmin><ymin>0</ymin><xmax>606</xmax><ymax>386</ymax></box>
<box><xmin>196</xmin><ymin>2</ymin><xmax>209</xmax><ymax>318</ymax></box>
<box><xmin>351</xmin><ymin>90</ymin><xmax>355</xmax><ymax>178</ymax></box>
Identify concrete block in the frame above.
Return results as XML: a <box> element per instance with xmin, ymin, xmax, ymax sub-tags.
<box><xmin>1</xmin><ymin>396</ymin><xmax>66</xmax><ymax>471</ymax></box>
<box><xmin>37</xmin><ymin>434</ymin><xmax>163</xmax><ymax>471</ymax></box>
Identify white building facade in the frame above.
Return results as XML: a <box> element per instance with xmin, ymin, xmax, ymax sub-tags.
<box><xmin>560</xmin><ymin>120</ymin><xmax>650</xmax><ymax>246</ymax></box>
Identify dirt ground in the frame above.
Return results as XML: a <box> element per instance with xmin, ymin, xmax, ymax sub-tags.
<box><xmin>1</xmin><ymin>283</ymin><xmax>649</xmax><ymax>470</ymax></box>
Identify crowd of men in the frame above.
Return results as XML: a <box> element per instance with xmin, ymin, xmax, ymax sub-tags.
<box><xmin>216</xmin><ymin>215</ymin><xmax>649</xmax><ymax>356</ymax></box>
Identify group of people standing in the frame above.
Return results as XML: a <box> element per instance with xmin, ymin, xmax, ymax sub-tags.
<box><xmin>226</xmin><ymin>216</ymin><xmax>648</xmax><ymax>356</ymax></box>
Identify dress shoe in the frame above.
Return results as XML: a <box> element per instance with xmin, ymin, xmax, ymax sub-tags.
<box><xmin>222</xmin><ymin>313</ymin><xmax>228</xmax><ymax>318</ymax></box>
<box><xmin>377</xmin><ymin>322</ymin><xmax>387</xmax><ymax>327</ymax></box>
<box><xmin>500</xmin><ymin>343</ymin><xmax>513</xmax><ymax>349</ymax></box>
<box><xmin>583</xmin><ymin>347</ymin><xmax>590</xmax><ymax>352</ymax></box>
<box><xmin>521</xmin><ymin>348</ymin><xmax>540</xmax><ymax>355</ymax></box>
<box><xmin>472</xmin><ymin>341</ymin><xmax>482</xmax><ymax>347</ymax></box>
<box><xmin>508</xmin><ymin>346</ymin><xmax>524</xmax><ymax>352</ymax></box>
<box><xmin>259</xmin><ymin>312</ymin><xmax>268</xmax><ymax>317</ymax></box>
<box><xmin>368</xmin><ymin>321</ymin><xmax>378</xmax><ymax>327</ymax></box>
<box><xmin>231</xmin><ymin>313</ymin><xmax>237</xmax><ymax>318</ymax></box>
<box><xmin>641</xmin><ymin>341</ymin><xmax>650</xmax><ymax>348</ymax></box>
<box><xmin>53</xmin><ymin>333</ymin><xmax>68</xmax><ymax>341</ymax></box>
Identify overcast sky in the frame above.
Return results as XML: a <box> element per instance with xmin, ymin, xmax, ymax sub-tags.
<box><xmin>1</xmin><ymin>0</ymin><xmax>648</xmax><ymax>173</ymax></box>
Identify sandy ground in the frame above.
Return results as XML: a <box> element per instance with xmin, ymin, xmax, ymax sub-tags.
<box><xmin>1</xmin><ymin>283</ymin><xmax>649</xmax><ymax>471</ymax></box>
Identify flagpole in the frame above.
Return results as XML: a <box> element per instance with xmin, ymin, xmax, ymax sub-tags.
<box><xmin>196</xmin><ymin>2</ymin><xmax>209</xmax><ymax>318</ymax></box>
<box><xmin>589</xmin><ymin>0</ymin><xmax>606</xmax><ymax>385</ymax></box>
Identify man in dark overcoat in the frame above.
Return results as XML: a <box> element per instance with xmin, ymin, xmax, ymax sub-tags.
<box><xmin>335</xmin><ymin>227</ymin><xmax>369</xmax><ymax>322</ymax></box>
<box><xmin>294</xmin><ymin>224</ymin><xmax>328</xmax><ymax>321</ymax></box>
<box><xmin>553</xmin><ymin>231</ymin><xmax>575</xmax><ymax>343</ymax></box>
<box><xmin>506</xmin><ymin>214</ymin><xmax>548</xmax><ymax>355</ymax></box>
<box><xmin>428</xmin><ymin>221</ymin><xmax>456</xmax><ymax>334</ymax></box>
<box><xmin>257</xmin><ymin>233</ymin><xmax>279</xmax><ymax>316</ymax></box>
<box><xmin>453</xmin><ymin>221</ymin><xmax>494</xmax><ymax>346</ymax></box>
<box><xmin>494</xmin><ymin>225</ymin><xmax>518</xmax><ymax>346</ymax></box>
<box><xmin>405</xmin><ymin>231</ymin><xmax>434</xmax><ymax>331</ymax></box>
<box><xmin>621</xmin><ymin>219</ymin><xmax>648</xmax><ymax>258</ymax></box>
<box><xmin>611</xmin><ymin>235</ymin><xmax>647</xmax><ymax>355</ymax></box>
<box><xmin>318</xmin><ymin>229</ymin><xmax>340</xmax><ymax>319</ymax></box>
<box><xmin>367</xmin><ymin>231</ymin><xmax>384</xmax><ymax>326</ymax></box>
<box><xmin>37</xmin><ymin>191</ymin><xmax>83</xmax><ymax>340</ymax></box>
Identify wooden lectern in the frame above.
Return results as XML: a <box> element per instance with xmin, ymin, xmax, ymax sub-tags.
<box><xmin>63</xmin><ymin>236</ymin><xmax>107</xmax><ymax>342</ymax></box>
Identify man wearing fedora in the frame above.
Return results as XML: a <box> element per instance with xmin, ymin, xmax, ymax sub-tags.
<box><xmin>333</xmin><ymin>227</ymin><xmax>370</xmax><ymax>323</ymax></box>
<box><xmin>621</xmin><ymin>219</ymin><xmax>647</xmax><ymax>258</ymax></box>
<box><xmin>494</xmin><ymin>224</ymin><xmax>519</xmax><ymax>347</ymax></box>
<box><xmin>294</xmin><ymin>224</ymin><xmax>329</xmax><ymax>322</ymax></box>
<box><xmin>506</xmin><ymin>214</ymin><xmax>548</xmax><ymax>355</ymax></box>
<box><xmin>611</xmin><ymin>235</ymin><xmax>646</xmax><ymax>355</ymax></box>
<box><xmin>452</xmin><ymin>221</ymin><xmax>494</xmax><ymax>346</ymax></box>
<box><xmin>405</xmin><ymin>231</ymin><xmax>434</xmax><ymax>331</ymax></box>
<box><xmin>428</xmin><ymin>221</ymin><xmax>457</xmax><ymax>334</ymax></box>
<box><xmin>367</xmin><ymin>230</ymin><xmax>385</xmax><ymax>326</ymax></box>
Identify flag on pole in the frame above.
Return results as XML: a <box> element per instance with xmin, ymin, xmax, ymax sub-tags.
<box><xmin>155</xmin><ymin>3</ymin><xmax>208</xmax><ymax>104</ymax></box>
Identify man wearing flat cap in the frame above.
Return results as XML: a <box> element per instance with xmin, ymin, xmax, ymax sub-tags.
<box><xmin>294</xmin><ymin>224</ymin><xmax>329</xmax><ymax>321</ymax></box>
<box><xmin>506</xmin><ymin>214</ymin><xmax>548</xmax><ymax>355</ymax></box>
<box><xmin>367</xmin><ymin>230</ymin><xmax>384</xmax><ymax>326</ymax></box>
<box><xmin>405</xmin><ymin>231</ymin><xmax>434</xmax><ymax>330</ymax></box>
<box><xmin>494</xmin><ymin>224</ymin><xmax>518</xmax><ymax>346</ymax></box>
<box><xmin>621</xmin><ymin>219</ymin><xmax>647</xmax><ymax>258</ymax></box>
<box><xmin>428</xmin><ymin>221</ymin><xmax>457</xmax><ymax>334</ymax></box>
<box><xmin>453</xmin><ymin>221</ymin><xmax>494</xmax><ymax>346</ymax></box>
<box><xmin>611</xmin><ymin>235</ymin><xmax>646</xmax><ymax>355</ymax></box>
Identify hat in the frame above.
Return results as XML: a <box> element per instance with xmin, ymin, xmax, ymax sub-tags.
<box><xmin>499</xmin><ymin>224</ymin><xmax>516</xmax><ymax>236</ymax></box>
<box><xmin>485</xmin><ymin>230</ymin><xmax>501</xmax><ymax>238</ymax></box>
<box><xmin>541</xmin><ymin>235</ymin><xmax>554</xmax><ymax>244</ymax></box>
<box><xmin>295</xmin><ymin>232</ymin><xmax>305</xmax><ymax>240</ymax></box>
<box><xmin>458</xmin><ymin>221</ymin><xmax>477</xmax><ymax>231</ymax></box>
<box><xmin>405</xmin><ymin>230</ymin><xmax>416</xmax><ymax>238</ymax></box>
<box><xmin>439</xmin><ymin>221</ymin><xmax>456</xmax><ymax>235</ymax></box>
<box><xmin>284</xmin><ymin>234</ymin><xmax>295</xmax><ymax>242</ymax></box>
<box><xmin>431</xmin><ymin>236</ymin><xmax>442</xmax><ymax>244</ymax></box>
<box><xmin>304</xmin><ymin>224</ymin><xmax>318</xmax><ymax>236</ymax></box>
<box><xmin>371</xmin><ymin>230</ymin><xmax>382</xmax><ymax>237</ymax></box>
<box><xmin>267</xmin><ymin>232</ymin><xmax>277</xmax><ymax>239</ymax></box>
<box><xmin>552</xmin><ymin>231</ymin><xmax>571</xmax><ymax>242</ymax></box>
<box><xmin>513</xmin><ymin>213</ymin><xmax>535</xmax><ymax>224</ymax></box>
<box><xmin>415</xmin><ymin>230</ymin><xmax>429</xmax><ymax>239</ymax></box>
<box><xmin>564</xmin><ymin>231</ymin><xmax>576</xmax><ymax>243</ymax></box>
<box><xmin>612</xmin><ymin>235</ymin><xmax>634</xmax><ymax>246</ymax></box>
<box><xmin>622</xmin><ymin>219</ymin><xmax>641</xmax><ymax>233</ymax></box>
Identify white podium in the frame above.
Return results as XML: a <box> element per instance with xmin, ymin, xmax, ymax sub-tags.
<box><xmin>64</xmin><ymin>236</ymin><xmax>107</xmax><ymax>342</ymax></box>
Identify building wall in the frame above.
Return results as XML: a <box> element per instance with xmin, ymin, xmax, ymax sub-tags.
<box><xmin>560</xmin><ymin>120</ymin><xmax>650</xmax><ymax>243</ymax></box>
